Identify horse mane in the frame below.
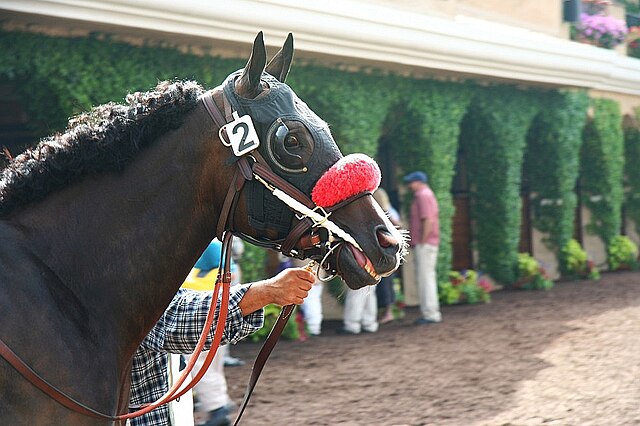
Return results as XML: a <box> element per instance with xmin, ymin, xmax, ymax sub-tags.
<box><xmin>0</xmin><ymin>80</ymin><xmax>205</xmax><ymax>217</ymax></box>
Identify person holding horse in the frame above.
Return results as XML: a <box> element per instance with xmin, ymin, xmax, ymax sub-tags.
<box><xmin>128</xmin><ymin>262</ymin><xmax>314</xmax><ymax>425</ymax></box>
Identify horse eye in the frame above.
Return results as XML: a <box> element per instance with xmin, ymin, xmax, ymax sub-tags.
<box><xmin>285</xmin><ymin>135</ymin><xmax>300</xmax><ymax>149</ymax></box>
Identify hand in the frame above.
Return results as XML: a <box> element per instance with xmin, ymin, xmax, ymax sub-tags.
<box><xmin>263</xmin><ymin>268</ymin><xmax>315</xmax><ymax>306</ymax></box>
<box><xmin>238</xmin><ymin>268</ymin><xmax>315</xmax><ymax>316</ymax></box>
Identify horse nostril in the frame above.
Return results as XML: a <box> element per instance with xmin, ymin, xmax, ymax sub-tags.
<box><xmin>376</xmin><ymin>228</ymin><xmax>399</xmax><ymax>249</ymax></box>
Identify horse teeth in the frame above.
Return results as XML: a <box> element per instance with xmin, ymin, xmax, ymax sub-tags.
<box><xmin>363</xmin><ymin>261</ymin><xmax>380</xmax><ymax>280</ymax></box>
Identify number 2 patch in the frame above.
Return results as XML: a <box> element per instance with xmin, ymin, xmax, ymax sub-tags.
<box><xmin>220</xmin><ymin>111</ymin><xmax>260</xmax><ymax>156</ymax></box>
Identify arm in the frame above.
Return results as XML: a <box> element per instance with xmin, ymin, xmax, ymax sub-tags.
<box><xmin>421</xmin><ymin>217</ymin><xmax>432</xmax><ymax>244</ymax></box>
<box><xmin>141</xmin><ymin>268</ymin><xmax>314</xmax><ymax>353</ymax></box>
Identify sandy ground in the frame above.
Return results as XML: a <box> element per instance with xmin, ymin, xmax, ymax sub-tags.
<box><xmin>224</xmin><ymin>271</ymin><xmax>640</xmax><ymax>426</ymax></box>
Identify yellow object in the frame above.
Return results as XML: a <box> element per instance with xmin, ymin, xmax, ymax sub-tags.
<box><xmin>181</xmin><ymin>268</ymin><xmax>219</xmax><ymax>291</ymax></box>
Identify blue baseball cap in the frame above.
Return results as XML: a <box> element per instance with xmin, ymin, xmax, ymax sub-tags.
<box><xmin>403</xmin><ymin>171</ymin><xmax>427</xmax><ymax>183</ymax></box>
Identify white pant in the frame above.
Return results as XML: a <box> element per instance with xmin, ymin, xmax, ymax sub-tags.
<box><xmin>302</xmin><ymin>282</ymin><xmax>323</xmax><ymax>335</ymax></box>
<box><xmin>343</xmin><ymin>286</ymin><xmax>379</xmax><ymax>333</ymax></box>
<box><xmin>167</xmin><ymin>354</ymin><xmax>194</xmax><ymax>426</ymax></box>
<box><xmin>414</xmin><ymin>243</ymin><xmax>441</xmax><ymax>322</ymax></box>
<box><xmin>190</xmin><ymin>348</ymin><xmax>230</xmax><ymax>413</ymax></box>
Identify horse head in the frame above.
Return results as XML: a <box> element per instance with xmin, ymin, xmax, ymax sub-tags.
<box><xmin>210</xmin><ymin>33</ymin><xmax>407</xmax><ymax>289</ymax></box>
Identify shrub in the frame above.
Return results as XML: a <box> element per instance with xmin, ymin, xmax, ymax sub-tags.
<box><xmin>560</xmin><ymin>239</ymin><xmax>601</xmax><ymax>280</ymax></box>
<box><xmin>438</xmin><ymin>270</ymin><xmax>494</xmax><ymax>305</ymax></box>
<box><xmin>249</xmin><ymin>304</ymin><xmax>300</xmax><ymax>342</ymax></box>
<box><xmin>607</xmin><ymin>235</ymin><xmax>639</xmax><ymax>271</ymax></box>
<box><xmin>515</xmin><ymin>253</ymin><xmax>554</xmax><ymax>290</ymax></box>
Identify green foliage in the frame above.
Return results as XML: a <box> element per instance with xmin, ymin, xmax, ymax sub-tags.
<box><xmin>239</xmin><ymin>245</ymin><xmax>268</xmax><ymax>283</ymax></box>
<box><xmin>516</xmin><ymin>253</ymin><xmax>554</xmax><ymax>290</ymax></box>
<box><xmin>525</xmin><ymin>91</ymin><xmax>589</xmax><ymax>256</ymax></box>
<box><xmin>249</xmin><ymin>304</ymin><xmax>300</xmax><ymax>342</ymax></box>
<box><xmin>607</xmin><ymin>235</ymin><xmax>639</xmax><ymax>271</ymax></box>
<box><xmin>0</xmin><ymin>31</ymin><xmax>244</xmax><ymax>138</ymax></box>
<box><xmin>581</xmin><ymin>98</ymin><xmax>625</xmax><ymax>246</ymax></box>
<box><xmin>393</xmin><ymin>80</ymin><xmax>474</xmax><ymax>282</ymax></box>
<box><xmin>438</xmin><ymin>270</ymin><xmax>493</xmax><ymax>305</ymax></box>
<box><xmin>461</xmin><ymin>86</ymin><xmax>541</xmax><ymax>284</ymax></box>
<box><xmin>620</xmin><ymin>0</ymin><xmax>640</xmax><ymax>13</ymax></box>
<box><xmin>560</xmin><ymin>239</ymin><xmax>600</xmax><ymax>280</ymax></box>
<box><xmin>624</xmin><ymin>109</ymin><xmax>640</xmax><ymax>237</ymax></box>
<box><xmin>290</xmin><ymin>68</ymin><xmax>396</xmax><ymax>157</ymax></box>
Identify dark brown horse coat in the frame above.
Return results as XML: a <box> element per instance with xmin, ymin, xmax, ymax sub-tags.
<box><xmin>0</xmin><ymin>33</ymin><xmax>403</xmax><ymax>424</ymax></box>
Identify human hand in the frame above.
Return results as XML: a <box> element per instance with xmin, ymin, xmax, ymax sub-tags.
<box><xmin>239</xmin><ymin>267</ymin><xmax>315</xmax><ymax>316</ymax></box>
<box><xmin>263</xmin><ymin>268</ymin><xmax>315</xmax><ymax>306</ymax></box>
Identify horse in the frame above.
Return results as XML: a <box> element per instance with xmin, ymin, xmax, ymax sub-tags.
<box><xmin>0</xmin><ymin>32</ymin><xmax>405</xmax><ymax>424</ymax></box>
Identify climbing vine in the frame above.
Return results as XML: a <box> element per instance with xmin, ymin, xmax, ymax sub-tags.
<box><xmin>461</xmin><ymin>86</ymin><xmax>541</xmax><ymax>285</ymax></box>
<box><xmin>525</xmin><ymin>90</ymin><xmax>589</xmax><ymax>275</ymax></box>
<box><xmin>392</xmin><ymin>79</ymin><xmax>475</xmax><ymax>282</ymax></box>
<box><xmin>624</xmin><ymin>108</ymin><xmax>640</xmax><ymax>237</ymax></box>
<box><xmin>581</xmin><ymin>98</ymin><xmax>625</xmax><ymax>246</ymax></box>
<box><xmin>1</xmin><ymin>28</ymin><xmax>610</xmax><ymax>286</ymax></box>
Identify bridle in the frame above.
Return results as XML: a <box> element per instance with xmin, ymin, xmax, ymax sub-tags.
<box><xmin>0</xmin><ymin>83</ymin><xmax>374</xmax><ymax>422</ymax></box>
<box><xmin>203</xmin><ymin>86</ymin><xmax>369</xmax><ymax>281</ymax></box>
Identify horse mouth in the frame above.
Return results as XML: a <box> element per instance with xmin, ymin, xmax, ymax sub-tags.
<box><xmin>347</xmin><ymin>244</ymin><xmax>381</xmax><ymax>282</ymax></box>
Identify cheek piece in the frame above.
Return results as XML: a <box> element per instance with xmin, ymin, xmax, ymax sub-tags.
<box><xmin>311</xmin><ymin>153</ymin><xmax>381</xmax><ymax>208</ymax></box>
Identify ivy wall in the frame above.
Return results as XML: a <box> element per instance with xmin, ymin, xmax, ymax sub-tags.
<box><xmin>2</xmin><ymin>29</ymin><xmax>635</xmax><ymax>286</ymax></box>
<box><xmin>391</xmin><ymin>80</ymin><xmax>474</xmax><ymax>281</ymax></box>
<box><xmin>581</xmin><ymin>98</ymin><xmax>625</xmax><ymax>246</ymax></box>
<box><xmin>460</xmin><ymin>86</ymin><xmax>541</xmax><ymax>284</ymax></box>
<box><xmin>525</xmin><ymin>91</ymin><xmax>589</xmax><ymax>273</ymax></box>
<box><xmin>624</xmin><ymin>108</ymin><xmax>640</xmax><ymax>236</ymax></box>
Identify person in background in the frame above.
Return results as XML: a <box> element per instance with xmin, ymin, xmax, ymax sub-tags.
<box><xmin>372</xmin><ymin>188</ymin><xmax>402</xmax><ymax>324</ymax></box>
<box><xmin>292</xmin><ymin>258</ymin><xmax>324</xmax><ymax>336</ymax></box>
<box><xmin>128</xmin><ymin>241</ymin><xmax>314</xmax><ymax>426</ymax></box>
<box><xmin>403</xmin><ymin>171</ymin><xmax>442</xmax><ymax>325</ymax></box>
<box><xmin>339</xmin><ymin>285</ymin><xmax>379</xmax><ymax>335</ymax></box>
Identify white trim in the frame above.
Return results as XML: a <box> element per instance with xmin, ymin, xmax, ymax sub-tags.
<box><xmin>3</xmin><ymin>0</ymin><xmax>640</xmax><ymax>94</ymax></box>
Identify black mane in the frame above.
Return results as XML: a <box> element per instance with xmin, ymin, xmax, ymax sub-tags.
<box><xmin>0</xmin><ymin>80</ymin><xmax>204</xmax><ymax>217</ymax></box>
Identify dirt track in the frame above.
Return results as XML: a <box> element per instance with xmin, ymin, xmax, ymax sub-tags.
<box><xmin>225</xmin><ymin>272</ymin><xmax>640</xmax><ymax>426</ymax></box>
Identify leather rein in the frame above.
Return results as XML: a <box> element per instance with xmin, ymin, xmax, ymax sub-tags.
<box><xmin>0</xmin><ymin>86</ymin><xmax>363</xmax><ymax>423</ymax></box>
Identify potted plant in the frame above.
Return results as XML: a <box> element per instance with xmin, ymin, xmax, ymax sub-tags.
<box><xmin>560</xmin><ymin>239</ymin><xmax>601</xmax><ymax>280</ymax></box>
<box><xmin>514</xmin><ymin>253</ymin><xmax>554</xmax><ymax>290</ymax></box>
<box><xmin>572</xmin><ymin>12</ymin><xmax>628</xmax><ymax>48</ymax></box>
<box><xmin>607</xmin><ymin>235</ymin><xmax>639</xmax><ymax>271</ymax></box>
<box><xmin>438</xmin><ymin>270</ymin><xmax>494</xmax><ymax>305</ymax></box>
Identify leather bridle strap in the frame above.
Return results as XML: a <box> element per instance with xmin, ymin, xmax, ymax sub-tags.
<box><xmin>233</xmin><ymin>303</ymin><xmax>296</xmax><ymax>426</ymax></box>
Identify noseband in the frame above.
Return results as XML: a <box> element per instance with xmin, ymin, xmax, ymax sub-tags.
<box><xmin>201</xmin><ymin>88</ymin><xmax>376</xmax><ymax>280</ymax></box>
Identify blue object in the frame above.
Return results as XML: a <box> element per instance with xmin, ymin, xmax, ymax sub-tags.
<box><xmin>403</xmin><ymin>171</ymin><xmax>427</xmax><ymax>183</ymax></box>
<box><xmin>194</xmin><ymin>240</ymin><xmax>223</xmax><ymax>272</ymax></box>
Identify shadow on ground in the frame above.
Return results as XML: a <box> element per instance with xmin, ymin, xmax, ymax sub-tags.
<box><xmin>224</xmin><ymin>271</ymin><xmax>640</xmax><ymax>426</ymax></box>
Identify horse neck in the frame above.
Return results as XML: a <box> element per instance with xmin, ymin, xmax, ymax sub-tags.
<box><xmin>13</xmin><ymin>105</ymin><xmax>226</xmax><ymax>356</ymax></box>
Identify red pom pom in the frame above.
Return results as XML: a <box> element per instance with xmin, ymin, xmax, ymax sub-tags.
<box><xmin>311</xmin><ymin>154</ymin><xmax>381</xmax><ymax>208</ymax></box>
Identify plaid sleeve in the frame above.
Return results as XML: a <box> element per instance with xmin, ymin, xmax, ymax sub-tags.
<box><xmin>140</xmin><ymin>285</ymin><xmax>264</xmax><ymax>354</ymax></box>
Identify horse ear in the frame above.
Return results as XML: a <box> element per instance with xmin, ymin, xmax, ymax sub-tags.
<box><xmin>236</xmin><ymin>31</ymin><xmax>267</xmax><ymax>98</ymax></box>
<box><xmin>265</xmin><ymin>33</ymin><xmax>294</xmax><ymax>83</ymax></box>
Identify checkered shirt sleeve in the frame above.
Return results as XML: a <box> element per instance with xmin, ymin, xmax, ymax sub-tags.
<box><xmin>128</xmin><ymin>285</ymin><xmax>263</xmax><ymax>426</ymax></box>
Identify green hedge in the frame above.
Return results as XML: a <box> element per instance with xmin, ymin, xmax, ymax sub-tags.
<box><xmin>392</xmin><ymin>80</ymin><xmax>474</xmax><ymax>282</ymax></box>
<box><xmin>624</xmin><ymin>109</ymin><xmax>640</xmax><ymax>236</ymax></box>
<box><xmin>0</xmin><ymin>31</ymin><xmax>244</xmax><ymax>138</ymax></box>
<box><xmin>525</xmin><ymin>90</ymin><xmax>589</xmax><ymax>274</ymax></box>
<box><xmin>2</xmin><ymin>28</ymin><xmax>611</xmax><ymax>285</ymax></box>
<box><xmin>461</xmin><ymin>86</ymin><xmax>541</xmax><ymax>284</ymax></box>
<box><xmin>581</xmin><ymin>98</ymin><xmax>625</xmax><ymax>246</ymax></box>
